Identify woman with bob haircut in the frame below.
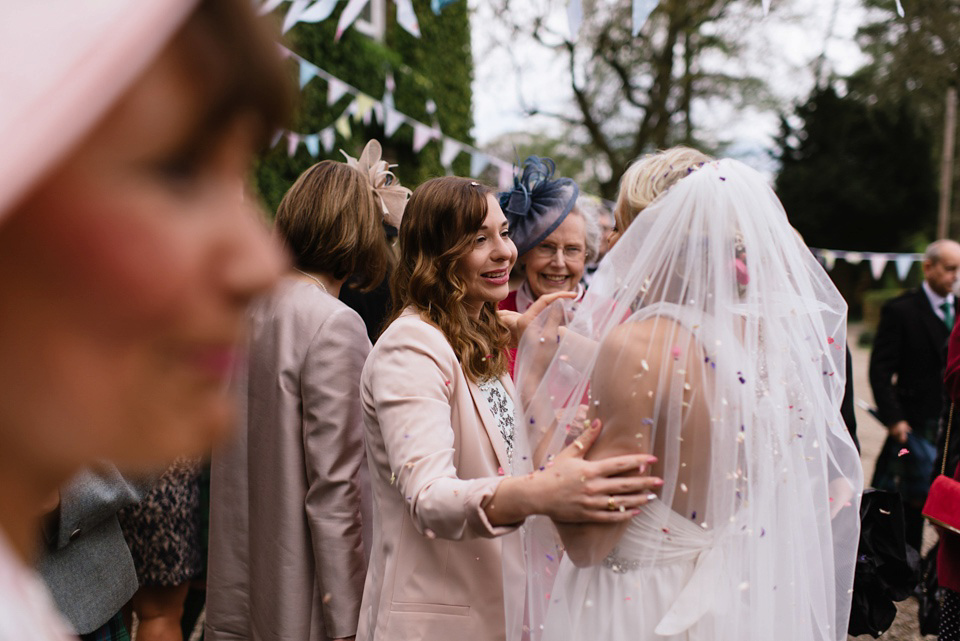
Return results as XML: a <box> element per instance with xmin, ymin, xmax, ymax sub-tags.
<box><xmin>357</xmin><ymin>176</ymin><xmax>662</xmax><ymax>641</ymax></box>
<box><xmin>206</xmin><ymin>146</ymin><xmax>407</xmax><ymax>641</ymax></box>
<box><xmin>0</xmin><ymin>0</ymin><xmax>291</xmax><ymax>637</ymax></box>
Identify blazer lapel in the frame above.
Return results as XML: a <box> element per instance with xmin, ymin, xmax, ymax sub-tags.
<box><xmin>466</xmin><ymin>377</ymin><xmax>511</xmax><ymax>472</ymax></box>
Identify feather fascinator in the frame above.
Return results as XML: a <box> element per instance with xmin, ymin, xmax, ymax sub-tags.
<box><xmin>499</xmin><ymin>156</ymin><xmax>579</xmax><ymax>256</ymax></box>
<box><xmin>341</xmin><ymin>139</ymin><xmax>411</xmax><ymax>228</ymax></box>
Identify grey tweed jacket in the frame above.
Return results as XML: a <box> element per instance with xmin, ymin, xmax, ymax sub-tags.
<box><xmin>36</xmin><ymin>465</ymin><xmax>152</xmax><ymax>634</ymax></box>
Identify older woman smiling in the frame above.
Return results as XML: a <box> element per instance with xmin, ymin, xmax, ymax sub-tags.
<box><xmin>498</xmin><ymin>156</ymin><xmax>599</xmax><ymax>375</ymax></box>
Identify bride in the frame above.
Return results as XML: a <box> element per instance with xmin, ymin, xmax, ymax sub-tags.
<box><xmin>511</xmin><ymin>154</ymin><xmax>862</xmax><ymax>641</ymax></box>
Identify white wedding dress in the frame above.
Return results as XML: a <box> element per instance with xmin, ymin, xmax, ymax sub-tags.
<box><xmin>510</xmin><ymin>160</ymin><xmax>863</xmax><ymax>641</ymax></box>
<box><xmin>543</xmin><ymin>500</ymin><xmax>723</xmax><ymax>641</ymax></box>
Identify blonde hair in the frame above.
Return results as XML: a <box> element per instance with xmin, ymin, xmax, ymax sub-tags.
<box><xmin>614</xmin><ymin>146</ymin><xmax>712</xmax><ymax>233</ymax></box>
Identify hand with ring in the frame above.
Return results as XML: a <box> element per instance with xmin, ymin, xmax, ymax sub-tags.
<box><xmin>607</xmin><ymin>496</ymin><xmax>619</xmax><ymax>511</ymax></box>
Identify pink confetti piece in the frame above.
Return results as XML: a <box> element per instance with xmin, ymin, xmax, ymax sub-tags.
<box><xmin>826</xmin><ymin>336</ymin><xmax>835</xmax><ymax>344</ymax></box>
<box><xmin>898</xmin><ymin>448</ymin><xmax>909</xmax><ymax>457</ymax></box>
<box><xmin>671</xmin><ymin>346</ymin><xmax>681</xmax><ymax>360</ymax></box>
<box><xmin>497</xmin><ymin>466</ymin><xmax>505</xmax><ymax>475</ymax></box>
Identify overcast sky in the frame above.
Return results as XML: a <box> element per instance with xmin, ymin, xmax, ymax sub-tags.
<box><xmin>468</xmin><ymin>0</ymin><xmax>872</xmax><ymax>173</ymax></box>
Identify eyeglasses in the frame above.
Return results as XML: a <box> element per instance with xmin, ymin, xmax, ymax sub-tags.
<box><xmin>532</xmin><ymin>243</ymin><xmax>585</xmax><ymax>259</ymax></box>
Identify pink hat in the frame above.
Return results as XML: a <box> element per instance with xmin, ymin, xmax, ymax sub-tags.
<box><xmin>0</xmin><ymin>0</ymin><xmax>199</xmax><ymax>223</ymax></box>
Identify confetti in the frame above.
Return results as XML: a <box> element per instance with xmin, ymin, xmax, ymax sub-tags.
<box><xmin>642</xmin><ymin>418</ymin><xmax>654</xmax><ymax>425</ymax></box>
<box><xmin>826</xmin><ymin>336</ymin><xmax>835</xmax><ymax>344</ymax></box>
<box><xmin>546</xmin><ymin>554</ymin><xmax>554</xmax><ymax>562</ymax></box>
<box><xmin>679</xmin><ymin>483</ymin><xmax>688</xmax><ymax>492</ymax></box>
<box><xmin>641</xmin><ymin>359</ymin><xmax>650</xmax><ymax>371</ymax></box>
<box><xmin>672</xmin><ymin>346</ymin><xmax>681</xmax><ymax>360</ymax></box>
<box><xmin>497</xmin><ymin>466</ymin><xmax>505</xmax><ymax>475</ymax></box>
<box><xmin>322</xmin><ymin>593</ymin><xmax>333</xmax><ymax>604</ymax></box>
<box><xmin>739</xmin><ymin>581</ymin><xmax>749</xmax><ymax>591</ymax></box>
<box><xmin>898</xmin><ymin>448</ymin><xmax>909</xmax><ymax>457</ymax></box>
<box><xmin>425</xmin><ymin>528</ymin><xmax>437</xmax><ymax>539</ymax></box>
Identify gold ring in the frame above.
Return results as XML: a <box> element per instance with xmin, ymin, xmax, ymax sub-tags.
<box><xmin>607</xmin><ymin>496</ymin><xmax>617</xmax><ymax>511</ymax></box>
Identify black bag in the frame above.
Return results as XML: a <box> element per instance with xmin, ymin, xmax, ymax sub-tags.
<box><xmin>848</xmin><ymin>489</ymin><xmax>921</xmax><ymax>637</ymax></box>
<box><xmin>918</xmin><ymin>541</ymin><xmax>942</xmax><ymax>636</ymax></box>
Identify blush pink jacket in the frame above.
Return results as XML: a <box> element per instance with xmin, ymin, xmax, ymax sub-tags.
<box><xmin>357</xmin><ymin>309</ymin><xmax>524</xmax><ymax>641</ymax></box>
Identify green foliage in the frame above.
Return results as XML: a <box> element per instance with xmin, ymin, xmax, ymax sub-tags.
<box><xmin>775</xmin><ymin>86</ymin><xmax>937</xmax><ymax>252</ymax></box>
<box><xmin>254</xmin><ymin>0</ymin><xmax>475</xmax><ymax>214</ymax></box>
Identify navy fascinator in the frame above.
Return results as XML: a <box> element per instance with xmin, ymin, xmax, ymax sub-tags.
<box><xmin>499</xmin><ymin>156</ymin><xmax>580</xmax><ymax>256</ymax></box>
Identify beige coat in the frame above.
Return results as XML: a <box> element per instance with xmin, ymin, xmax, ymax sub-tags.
<box><xmin>357</xmin><ymin>309</ymin><xmax>524</xmax><ymax>641</ymax></box>
<box><xmin>206</xmin><ymin>280</ymin><xmax>370</xmax><ymax>641</ymax></box>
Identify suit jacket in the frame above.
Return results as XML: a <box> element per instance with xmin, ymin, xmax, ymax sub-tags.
<box><xmin>869</xmin><ymin>288</ymin><xmax>955</xmax><ymax>437</ymax></box>
<box><xmin>206</xmin><ymin>280</ymin><xmax>370</xmax><ymax>641</ymax></box>
<box><xmin>357</xmin><ymin>310</ymin><xmax>524</xmax><ymax>641</ymax></box>
<box><xmin>36</xmin><ymin>465</ymin><xmax>150</xmax><ymax>634</ymax></box>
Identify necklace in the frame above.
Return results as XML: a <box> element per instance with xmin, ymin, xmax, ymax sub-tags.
<box><xmin>294</xmin><ymin>268</ymin><xmax>329</xmax><ymax>295</ymax></box>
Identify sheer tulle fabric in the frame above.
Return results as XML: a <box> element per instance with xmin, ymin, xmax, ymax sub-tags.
<box><xmin>508</xmin><ymin>160</ymin><xmax>862</xmax><ymax>641</ymax></box>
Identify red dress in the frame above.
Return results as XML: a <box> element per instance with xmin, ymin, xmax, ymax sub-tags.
<box><xmin>498</xmin><ymin>290</ymin><xmax>520</xmax><ymax>378</ymax></box>
<box><xmin>939</xmin><ymin>322</ymin><xmax>960</xmax><ymax>592</ymax></box>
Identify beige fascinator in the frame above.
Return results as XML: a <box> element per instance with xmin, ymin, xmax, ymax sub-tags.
<box><xmin>341</xmin><ymin>139</ymin><xmax>411</xmax><ymax>228</ymax></box>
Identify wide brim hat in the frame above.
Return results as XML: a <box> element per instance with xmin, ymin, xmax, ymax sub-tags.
<box><xmin>0</xmin><ymin>0</ymin><xmax>199</xmax><ymax>223</ymax></box>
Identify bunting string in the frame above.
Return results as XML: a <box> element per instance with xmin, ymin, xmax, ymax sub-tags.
<box><xmin>279</xmin><ymin>45</ymin><xmax>517</xmax><ymax>188</ymax></box>
<box><xmin>809</xmin><ymin>248</ymin><xmax>924</xmax><ymax>282</ymax></box>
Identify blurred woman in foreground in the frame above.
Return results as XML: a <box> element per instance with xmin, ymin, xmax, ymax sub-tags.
<box><xmin>0</xmin><ymin>0</ymin><xmax>290</xmax><ymax>636</ymax></box>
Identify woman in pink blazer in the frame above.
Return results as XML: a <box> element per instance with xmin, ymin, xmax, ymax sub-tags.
<box><xmin>208</xmin><ymin>152</ymin><xmax>408</xmax><ymax>641</ymax></box>
<box><xmin>358</xmin><ymin>177</ymin><xmax>662</xmax><ymax>641</ymax></box>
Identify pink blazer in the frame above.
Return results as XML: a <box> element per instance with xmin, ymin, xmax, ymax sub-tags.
<box><xmin>207</xmin><ymin>281</ymin><xmax>370</xmax><ymax>641</ymax></box>
<box><xmin>357</xmin><ymin>309</ymin><xmax>524</xmax><ymax>641</ymax></box>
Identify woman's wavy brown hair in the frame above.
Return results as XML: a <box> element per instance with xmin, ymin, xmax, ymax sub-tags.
<box><xmin>388</xmin><ymin>176</ymin><xmax>511</xmax><ymax>382</ymax></box>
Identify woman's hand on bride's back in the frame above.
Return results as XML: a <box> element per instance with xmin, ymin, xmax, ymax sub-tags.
<box><xmin>535</xmin><ymin>418</ymin><xmax>661</xmax><ymax>523</ymax></box>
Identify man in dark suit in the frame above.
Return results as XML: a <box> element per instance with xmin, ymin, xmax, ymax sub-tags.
<box><xmin>870</xmin><ymin>239</ymin><xmax>960</xmax><ymax>551</ymax></box>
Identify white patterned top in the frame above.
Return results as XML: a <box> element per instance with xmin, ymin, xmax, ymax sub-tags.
<box><xmin>478</xmin><ymin>378</ymin><xmax>516</xmax><ymax>464</ymax></box>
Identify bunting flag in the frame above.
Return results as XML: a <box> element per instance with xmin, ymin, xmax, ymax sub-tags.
<box><xmin>299</xmin><ymin>0</ymin><xmax>339</xmax><ymax>22</ymax></box>
<box><xmin>632</xmin><ymin>0</ymin><xmax>659</xmax><ymax>36</ymax></box>
<box><xmin>412</xmin><ymin>122</ymin><xmax>433</xmax><ymax>152</ymax></box>
<box><xmin>821</xmin><ymin>250</ymin><xmax>836</xmax><ymax>271</ymax></box>
<box><xmin>259</xmin><ymin>0</ymin><xmax>287</xmax><ymax>16</ymax></box>
<box><xmin>869</xmin><ymin>255</ymin><xmax>887</xmax><ymax>280</ymax></box>
<box><xmin>496</xmin><ymin>161</ymin><xmax>514</xmax><ymax>190</ymax></box>
<box><xmin>761</xmin><ymin>0</ymin><xmax>770</xmax><ymax>15</ymax></box>
<box><xmin>895</xmin><ymin>0</ymin><xmax>905</xmax><ymax>17</ymax></box>
<box><xmin>567</xmin><ymin>0</ymin><xmax>583</xmax><ymax>41</ymax></box>
<box><xmin>287</xmin><ymin>132</ymin><xmax>301</xmax><ymax>156</ymax></box>
<box><xmin>270</xmin><ymin>129</ymin><xmax>284</xmax><ymax>149</ymax></box>
<box><xmin>395</xmin><ymin>0</ymin><xmax>421</xmax><ymax>37</ymax></box>
<box><xmin>441</xmin><ymin>138</ymin><xmax>462</xmax><ymax>168</ymax></box>
<box><xmin>320</xmin><ymin>127</ymin><xmax>336</xmax><ymax>153</ymax></box>
<box><xmin>844</xmin><ymin>252</ymin><xmax>863</xmax><ymax>265</ymax></box>
<box><xmin>895</xmin><ymin>255</ymin><xmax>914</xmax><ymax>280</ymax></box>
<box><xmin>335</xmin><ymin>0</ymin><xmax>371</xmax><ymax>40</ymax></box>
<box><xmin>282</xmin><ymin>0</ymin><xmax>311</xmax><ymax>32</ymax></box>
<box><xmin>327</xmin><ymin>77</ymin><xmax>350</xmax><ymax>105</ymax></box>
<box><xmin>384</xmin><ymin>105</ymin><xmax>404</xmax><ymax>137</ymax></box>
<box><xmin>335</xmin><ymin>114</ymin><xmax>352</xmax><ymax>139</ymax></box>
<box><xmin>304</xmin><ymin>133</ymin><xmax>320</xmax><ymax>157</ymax></box>
<box><xmin>470</xmin><ymin>152</ymin><xmax>490</xmax><ymax>177</ymax></box>
<box><xmin>355</xmin><ymin>93</ymin><xmax>377</xmax><ymax>123</ymax></box>
<box><xmin>431</xmin><ymin>0</ymin><xmax>458</xmax><ymax>14</ymax></box>
<box><xmin>299</xmin><ymin>60</ymin><xmax>319</xmax><ymax>88</ymax></box>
